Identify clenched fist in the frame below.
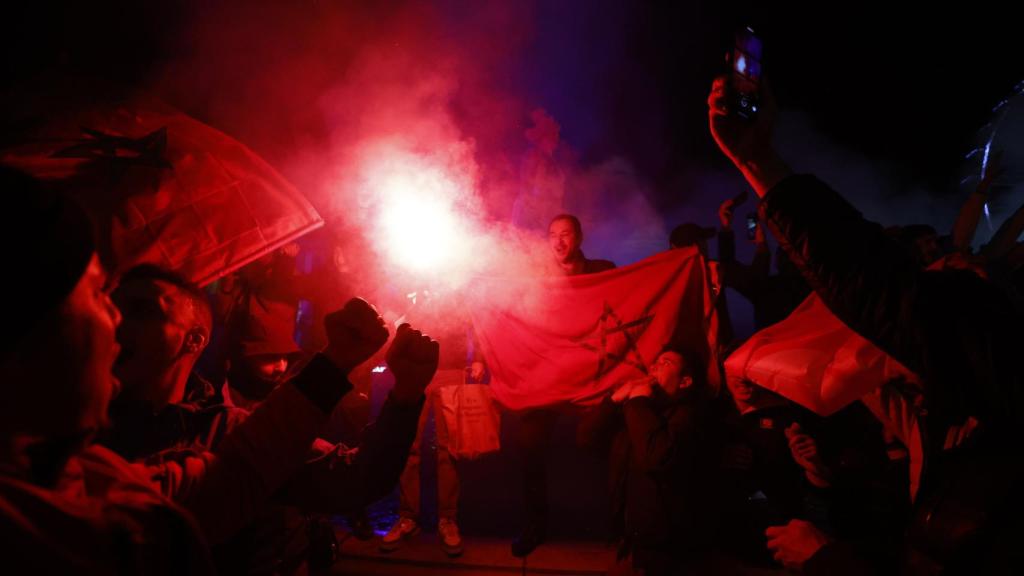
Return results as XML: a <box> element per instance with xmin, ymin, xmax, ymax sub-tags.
<box><xmin>386</xmin><ymin>323</ymin><xmax>440</xmax><ymax>404</ymax></box>
<box><xmin>322</xmin><ymin>298</ymin><xmax>390</xmax><ymax>374</ymax></box>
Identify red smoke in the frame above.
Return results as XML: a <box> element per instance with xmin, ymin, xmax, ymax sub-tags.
<box><xmin>145</xmin><ymin>1</ymin><xmax>668</xmax><ymax>333</ymax></box>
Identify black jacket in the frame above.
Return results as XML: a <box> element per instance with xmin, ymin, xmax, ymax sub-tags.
<box><xmin>763</xmin><ymin>174</ymin><xmax>1024</xmax><ymax>574</ymax></box>
<box><xmin>578</xmin><ymin>386</ymin><xmax>718</xmax><ymax>570</ymax></box>
<box><xmin>762</xmin><ymin>175</ymin><xmax>1024</xmax><ymax>438</ymax></box>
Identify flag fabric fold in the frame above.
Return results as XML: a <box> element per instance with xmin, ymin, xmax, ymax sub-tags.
<box><xmin>1</xmin><ymin>93</ymin><xmax>322</xmax><ymax>286</ymax></box>
<box><xmin>724</xmin><ymin>292</ymin><xmax>918</xmax><ymax>417</ymax></box>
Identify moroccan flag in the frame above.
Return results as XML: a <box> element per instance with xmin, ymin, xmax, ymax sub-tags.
<box><xmin>0</xmin><ymin>93</ymin><xmax>322</xmax><ymax>286</ymax></box>
<box><xmin>724</xmin><ymin>292</ymin><xmax>919</xmax><ymax>417</ymax></box>
<box><xmin>467</xmin><ymin>248</ymin><xmax>718</xmax><ymax>411</ymax></box>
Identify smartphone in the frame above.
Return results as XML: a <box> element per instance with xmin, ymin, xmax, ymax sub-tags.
<box><xmin>729</xmin><ymin>27</ymin><xmax>762</xmax><ymax>121</ymax></box>
<box><xmin>746</xmin><ymin>213</ymin><xmax>758</xmax><ymax>240</ymax></box>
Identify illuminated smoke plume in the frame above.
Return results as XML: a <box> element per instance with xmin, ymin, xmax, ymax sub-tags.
<box><xmin>153</xmin><ymin>3</ymin><xmax>670</xmax><ymax>288</ymax></box>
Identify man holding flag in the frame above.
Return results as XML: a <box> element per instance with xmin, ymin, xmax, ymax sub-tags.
<box><xmin>511</xmin><ymin>213</ymin><xmax>615</xmax><ymax>558</ymax></box>
<box><xmin>464</xmin><ymin>211</ymin><xmax>720</xmax><ymax>557</ymax></box>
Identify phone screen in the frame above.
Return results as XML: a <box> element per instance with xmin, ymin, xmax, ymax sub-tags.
<box><xmin>731</xmin><ymin>28</ymin><xmax>762</xmax><ymax>119</ymax></box>
<box><xmin>746</xmin><ymin>214</ymin><xmax>758</xmax><ymax>239</ymax></box>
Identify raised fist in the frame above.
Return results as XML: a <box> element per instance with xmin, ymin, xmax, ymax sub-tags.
<box><xmin>323</xmin><ymin>298</ymin><xmax>389</xmax><ymax>374</ymax></box>
<box><xmin>387</xmin><ymin>323</ymin><xmax>440</xmax><ymax>404</ymax></box>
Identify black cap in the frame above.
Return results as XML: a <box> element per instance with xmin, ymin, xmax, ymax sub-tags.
<box><xmin>238</xmin><ymin>299</ymin><xmax>301</xmax><ymax>358</ymax></box>
<box><xmin>669</xmin><ymin>223</ymin><xmax>716</xmax><ymax>248</ymax></box>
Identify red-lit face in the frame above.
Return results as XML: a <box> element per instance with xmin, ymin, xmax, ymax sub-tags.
<box><xmin>548</xmin><ymin>218</ymin><xmax>581</xmax><ymax>264</ymax></box>
<box><xmin>248</xmin><ymin>354</ymin><xmax>291</xmax><ymax>380</ymax></box>
<box><xmin>652</xmin><ymin>351</ymin><xmax>690</xmax><ymax>395</ymax></box>
<box><xmin>727</xmin><ymin>376</ymin><xmax>758</xmax><ymax>408</ymax></box>
<box><xmin>25</xmin><ymin>255</ymin><xmax>122</xmax><ymax>436</ymax></box>
<box><xmin>112</xmin><ymin>277</ymin><xmax>201</xmax><ymax>407</ymax></box>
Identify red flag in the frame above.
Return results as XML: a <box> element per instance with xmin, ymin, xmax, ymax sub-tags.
<box><xmin>468</xmin><ymin>248</ymin><xmax>718</xmax><ymax>410</ymax></box>
<box><xmin>725</xmin><ymin>292</ymin><xmax>919</xmax><ymax>417</ymax></box>
<box><xmin>1</xmin><ymin>94</ymin><xmax>322</xmax><ymax>286</ymax></box>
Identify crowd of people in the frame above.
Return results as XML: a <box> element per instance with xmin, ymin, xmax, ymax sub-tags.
<box><xmin>2</xmin><ymin>72</ymin><xmax>1023</xmax><ymax>576</ymax></box>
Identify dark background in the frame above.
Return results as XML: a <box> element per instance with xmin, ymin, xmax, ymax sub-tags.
<box><xmin>4</xmin><ymin>1</ymin><xmax>1019</xmax><ymax>199</ymax></box>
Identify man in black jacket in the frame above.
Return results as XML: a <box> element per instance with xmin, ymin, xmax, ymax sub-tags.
<box><xmin>708</xmin><ymin>76</ymin><xmax>1024</xmax><ymax>574</ymax></box>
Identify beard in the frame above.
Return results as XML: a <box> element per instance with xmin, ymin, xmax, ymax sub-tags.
<box><xmin>228</xmin><ymin>361</ymin><xmax>290</xmax><ymax>402</ymax></box>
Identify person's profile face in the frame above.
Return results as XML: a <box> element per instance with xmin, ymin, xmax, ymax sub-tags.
<box><xmin>60</xmin><ymin>255</ymin><xmax>122</xmax><ymax>433</ymax></box>
<box><xmin>112</xmin><ymin>278</ymin><xmax>195</xmax><ymax>394</ymax></box>
<box><xmin>727</xmin><ymin>376</ymin><xmax>758</xmax><ymax>408</ymax></box>
<box><xmin>653</xmin><ymin>351</ymin><xmax>686</xmax><ymax>394</ymax></box>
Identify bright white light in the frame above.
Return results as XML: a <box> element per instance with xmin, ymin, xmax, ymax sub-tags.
<box><xmin>378</xmin><ymin>184</ymin><xmax>460</xmax><ymax>271</ymax></box>
<box><xmin>358</xmin><ymin>146</ymin><xmax>477</xmax><ymax>278</ymax></box>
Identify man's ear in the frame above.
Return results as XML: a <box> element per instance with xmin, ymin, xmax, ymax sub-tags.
<box><xmin>680</xmin><ymin>375</ymin><xmax>694</xmax><ymax>389</ymax></box>
<box><xmin>183</xmin><ymin>328</ymin><xmax>208</xmax><ymax>355</ymax></box>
